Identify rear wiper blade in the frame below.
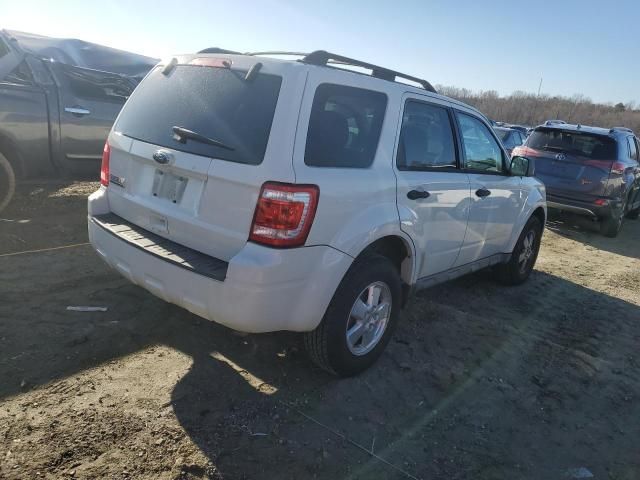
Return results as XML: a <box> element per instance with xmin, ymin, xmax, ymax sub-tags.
<box><xmin>172</xmin><ymin>126</ymin><xmax>235</xmax><ymax>151</ymax></box>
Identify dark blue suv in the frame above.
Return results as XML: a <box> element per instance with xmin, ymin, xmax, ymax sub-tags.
<box><xmin>514</xmin><ymin>124</ymin><xmax>640</xmax><ymax>237</ymax></box>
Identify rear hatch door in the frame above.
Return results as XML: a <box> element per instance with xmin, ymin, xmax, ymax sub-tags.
<box><xmin>105</xmin><ymin>56</ymin><xmax>303</xmax><ymax>261</ymax></box>
<box><xmin>521</xmin><ymin>128</ymin><xmax>616</xmax><ymax>201</ymax></box>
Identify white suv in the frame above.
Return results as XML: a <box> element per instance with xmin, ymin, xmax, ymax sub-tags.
<box><xmin>88</xmin><ymin>50</ymin><xmax>546</xmax><ymax>376</ymax></box>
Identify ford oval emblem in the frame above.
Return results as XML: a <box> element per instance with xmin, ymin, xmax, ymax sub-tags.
<box><xmin>555</xmin><ymin>153</ymin><xmax>566</xmax><ymax>161</ymax></box>
<box><xmin>153</xmin><ymin>150</ymin><xmax>173</xmax><ymax>165</ymax></box>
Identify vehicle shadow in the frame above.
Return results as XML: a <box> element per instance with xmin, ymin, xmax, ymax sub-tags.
<box><xmin>545</xmin><ymin>209</ymin><xmax>640</xmax><ymax>260</ymax></box>
<box><xmin>3</xmin><ymin>176</ymin><xmax>640</xmax><ymax>479</ymax></box>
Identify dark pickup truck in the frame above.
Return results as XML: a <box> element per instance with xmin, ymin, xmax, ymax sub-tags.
<box><xmin>0</xmin><ymin>30</ymin><xmax>157</xmax><ymax>211</ymax></box>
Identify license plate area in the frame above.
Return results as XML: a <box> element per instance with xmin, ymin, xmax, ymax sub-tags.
<box><xmin>152</xmin><ymin>170</ymin><xmax>188</xmax><ymax>204</ymax></box>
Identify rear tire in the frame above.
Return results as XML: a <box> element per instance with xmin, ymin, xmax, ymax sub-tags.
<box><xmin>496</xmin><ymin>216</ymin><xmax>543</xmax><ymax>286</ymax></box>
<box><xmin>624</xmin><ymin>192</ymin><xmax>639</xmax><ymax>220</ymax></box>
<box><xmin>304</xmin><ymin>254</ymin><xmax>402</xmax><ymax>377</ymax></box>
<box><xmin>0</xmin><ymin>152</ymin><xmax>16</xmax><ymax>214</ymax></box>
<box><xmin>600</xmin><ymin>207</ymin><xmax>624</xmax><ymax>238</ymax></box>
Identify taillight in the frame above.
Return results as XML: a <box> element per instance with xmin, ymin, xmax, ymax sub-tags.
<box><xmin>611</xmin><ymin>162</ymin><xmax>626</xmax><ymax>175</ymax></box>
<box><xmin>249</xmin><ymin>182</ymin><xmax>319</xmax><ymax>248</ymax></box>
<box><xmin>100</xmin><ymin>142</ymin><xmax>110</xmax><ymax>187</ymax></box>
<box><xmin>594</xmin><ymin>198</ymin><xmax>609</xmax><ymax>206</ymax></box>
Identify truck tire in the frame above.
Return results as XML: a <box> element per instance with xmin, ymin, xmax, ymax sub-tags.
<box><xmin>0</xmin><ymin>152</ymin><xmax>15</xmax><ymax>214</ymax></box>
<box><xmin>495</xmin><ymin>215</ymin><xmax>543</xmax><ymax>285</ymax></box>
<box><xmin>304</xmin><ymin>254</ymin><xmax>402</xmax><ymax>377</ymax></box>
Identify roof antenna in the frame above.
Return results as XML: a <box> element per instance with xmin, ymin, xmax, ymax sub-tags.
<box><xmin>244</xmin><ymin>62</ymin><xmax>262</xmax><ymax>82</ymax></box>
<box><xmin>162</xmin><ymin>57</ymin><xmax>177</xmax><ymax>75</ymax></box>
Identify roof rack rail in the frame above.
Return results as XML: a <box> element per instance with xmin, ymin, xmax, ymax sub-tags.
<box><xmin>197</xmin><ymin>47</ymin><xmax>242</xmax><ymax>54</ymax></box>
<box><xmin>610</xmin><ymin>126</ymin><xmax>634</xmax><ymax>134</ymax></box>
<box><xmin>301</xmin><ymin>50</ymin><xmax>437</xmax><ymax>93</ymax></box>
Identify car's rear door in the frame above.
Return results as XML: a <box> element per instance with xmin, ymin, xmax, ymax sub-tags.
<box><xmin>51</xmin><ymin>62</ymin><xmax>132</xmax><ymax>175</ymax></box>
<box><xmin>394</xmin><ymin>94</ymin><xmax>470</xmax><ymax>278</ymax></box>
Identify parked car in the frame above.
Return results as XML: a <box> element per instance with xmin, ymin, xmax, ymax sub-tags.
<box><xmin>494</xmin><ymin>126</ymin><xmax>526</xmax><ymax>156</ymax></box>
<box><xmin>514</xmin><ymin>123</ymin><xmax>640</xmax><ymax>237</ymax></box>
<box><xmin>507</xmin><ymin>124</ymin><xmax>530</xmax><ymax>137</ymax></box>
<box><xmin>88</xmin><ymin>49</ymin><xmax>546</xmax><ymax>376</ymax></box>
<box><xmin>0</xmin><ymin>30</ymin><xmax>157</xmax><ymax>212</ymax></box>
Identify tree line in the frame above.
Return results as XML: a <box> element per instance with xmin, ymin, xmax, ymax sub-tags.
<box><xmin>436</xmin><ymin>85</ymin><xmax>640</xmax><ymax>132</ymax></box>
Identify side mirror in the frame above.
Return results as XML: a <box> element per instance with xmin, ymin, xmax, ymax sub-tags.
<box><xmin>510</xmin><ymin>156</ymin><xmax>535</xmax><ymax>177</ymax></box>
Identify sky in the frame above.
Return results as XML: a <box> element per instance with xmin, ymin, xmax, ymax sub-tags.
<box><xmin>3</xmin><ymin>0</ymin><xmax>639</xmax><ymax>104</ymax></box>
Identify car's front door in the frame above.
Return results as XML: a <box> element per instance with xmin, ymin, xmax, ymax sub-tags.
<box><xmin>453</xmin><ymin>111</ymin><xmax>525</xmax><ymax>265</ymax></box>
<box><xmin>394</xmin><ymin>96</ymin><xmax>470</xmax><ymax>279</ymax></box>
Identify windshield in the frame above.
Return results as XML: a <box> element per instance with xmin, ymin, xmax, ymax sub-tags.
<box><xmin>115</xmin><ymin>65</ymin><xmax>282</xmax><ymax>165</ymax></box>
<box><xmin>527</xmin><ymin>128</ymin><xmax>617</xmax><ymax>160</ymax></box>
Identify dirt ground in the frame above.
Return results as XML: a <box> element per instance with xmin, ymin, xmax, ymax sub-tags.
<box><xmin>1</xmin><ymin>181</ymin><xmax>639</xmax><ymax>480</ymax></box>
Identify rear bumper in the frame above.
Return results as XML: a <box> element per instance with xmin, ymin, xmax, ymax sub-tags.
<box><xmin>546</xmin><ymin>193</ymin><xmax>619</xmax><ymax>219</ymax></box>
<box><xmin>87</xmin><ymin>189</ymin><xmax>353</xmax><ymax>333</ymax></box>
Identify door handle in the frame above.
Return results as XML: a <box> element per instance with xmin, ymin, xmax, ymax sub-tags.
<box><xmin>475</xmin><ymin>188</ymin><xmax>491</xmax><ymax>198</ymax></box>
<box><xmin>407</xmin><ymin>189</ymin><xmax>431</xmax><ymax>200</ymax></box>
<box><xmin>64</xmin><ymin>107</ymin><xmax>91</xmax><ymax>116</ymax></box>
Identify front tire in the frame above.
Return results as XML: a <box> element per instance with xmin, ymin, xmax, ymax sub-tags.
<box><xmin>0</xmin><ymin>152</ymin><xmax>15</xmax><ymax>214</ymax></box>
<box><xmin>304</xmin><ymin>254</ymin><xmax>402</xmax><ymax>377</ymax></box>
<box><xmin>496</xmin><ymin>216</ymin><xmax>543</xmax><ymax>285</ymax></box>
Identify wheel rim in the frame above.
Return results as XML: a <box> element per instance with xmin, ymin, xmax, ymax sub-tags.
<box><xmin>518</xmin><ymin>229</ymin><xmax>537</xmax><ymax>274</ymax></box>
<box><xmin>345</xmin><ymin>281</ymin><xmax>392</xmax><ymax>356</ymax></box>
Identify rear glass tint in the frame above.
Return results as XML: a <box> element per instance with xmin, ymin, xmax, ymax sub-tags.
<box><xmin>116</xmin><ymin>65</ymin><xmax>282</xmax><ymax>165</ymax></box>
<box><xmin>305</xmin><ymin>84</ymin><xmax>387</xmax><ymax>168</ymax></box>
<box><xmin>528</xmin><ymin>128</ymin><xmax>617</xmax><ymax>160</ymax></box>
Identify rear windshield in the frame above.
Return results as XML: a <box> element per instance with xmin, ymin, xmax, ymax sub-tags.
<box><xmin>115</xmin><ymin>65</ymin><xmax>282</xmax><ymax>165</ymax></box>
<box><xmin>527</xmin><ymin>128</ymin><xmax>617</xmax><ymax>160</ymax></box>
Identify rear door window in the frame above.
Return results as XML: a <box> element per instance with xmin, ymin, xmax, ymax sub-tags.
<box><xmin>304</xmin><ymin>84</ymin><xmax>387</xmax><ymax>168</ymax></box>
<box><xmin>60</xmin><ymin>64</ymin><xmax>133</xmax><ymax>103</ymax></box>
<box><xmin>2</xmin><ymin>60</ymin><xmax>34</xmax><ymax>86</ymax></box>
<box><xmin>527</xmin><ymin>128</ymin><xmax>618</xmax><ymax>160</ymax></box>
<box><xmin>116</xmin><ymin>65</ymin><xmax>282</xmax><ymax>165</ymax></box>
<box><xmin>396</xmin><ymin>100</ymin><xmax>457</xmax><ymax>170</ymax></box>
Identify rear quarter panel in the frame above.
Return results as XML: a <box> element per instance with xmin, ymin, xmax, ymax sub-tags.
<box><xmin>291</xmin><ymin>68</ymin><xmax>416</xmax><ymax>278</ymax></box>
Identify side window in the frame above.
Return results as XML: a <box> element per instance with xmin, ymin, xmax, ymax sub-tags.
<box><xmin>396</xmin><ymin>101</ymin><xmax>457</xmax><ymax>170</ymax></box>
<box><xmin>304</xmin><ymin>84</ymin><xmax>387</xmax><ymax>168</ymax></box>
<box><xmin>60</xmin><ymin>65</ymin><xmax>133</xmax><ymax>103</ymax></box>
<box><xmin>514</xmin><ymin>132</ymin><xmax>524</xmax><ymax>146</ymax></box>
<box><xmin>456</xmin><ymin>112</ymin><xmax>504</xmax><ymax>173</ymax></box>
<box><xmin>503</xmin><ymin>132</ymin><xmax>516</xmax><ymax>149</ymax></box>
<box><xmin>3</xmin><ymin>60</ymin><xmax>34</xmax><ymax>86</ymax></box>
<box><xmin>0</xmin><ymin>38</ymin><xmax>9</xmax><ymax>58</ymax></box>
<box><xmin>627</xmin><ymin>137</ymin><xmax>638</xmax><ymax>161</ymax></box>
